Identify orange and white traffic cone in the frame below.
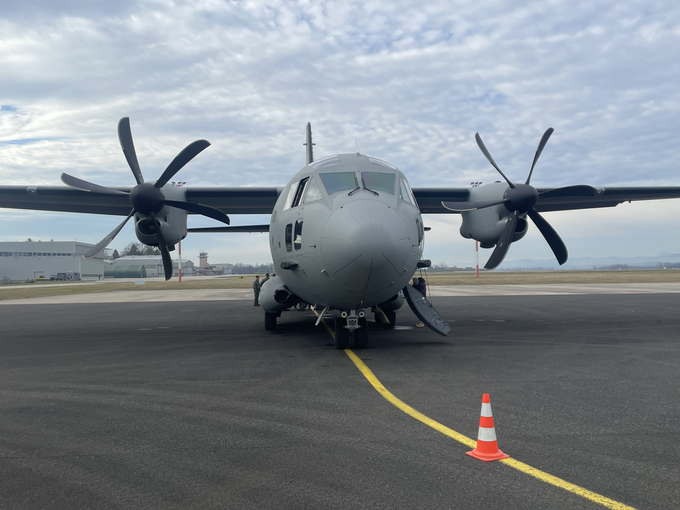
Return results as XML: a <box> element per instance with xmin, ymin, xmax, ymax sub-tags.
<box><xmin>466</xmin><ymin>393</ymin><xmax>510</xmax><ymax>461</ymax></box>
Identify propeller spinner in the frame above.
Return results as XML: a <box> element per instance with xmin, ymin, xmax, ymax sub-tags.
<box><xmin>61</xmin><ymin>117</ymin><xmax>230</xmax><ymax>280</ymax></box>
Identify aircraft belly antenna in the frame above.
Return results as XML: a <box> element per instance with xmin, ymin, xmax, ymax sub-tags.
<box><xmin>303</xmin><ymin>122</ymin><xmax>315</xmax><ymax>165</ymax></box>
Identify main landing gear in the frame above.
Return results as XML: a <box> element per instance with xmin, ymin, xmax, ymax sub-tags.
<box><xmin>374</xmin><ymin>307</ymin><xmax>396</xmax><ymax>329</ymax></box>
<box><xmin>334</xmin><ymin>310</ymin><xmax>368</xmax><ymax>350</ymax></box>
<box><xmin>264</xmin><ymin>312</ymin><xmax>279</xmax><ymax>330</ymax></box>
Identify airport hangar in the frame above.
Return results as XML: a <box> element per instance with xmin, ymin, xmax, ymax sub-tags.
<box><xmin>0</xmin><ymin>241</ymin><xmax>202</xmax><ymax>281</ymax></box>
<box><xmin>0</xmin><ymin>241</ymin><xmax>110</xmax><ymax>281</ymax></box>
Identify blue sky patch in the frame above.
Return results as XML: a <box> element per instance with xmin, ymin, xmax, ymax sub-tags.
<box><xmin>0</xmin><ymin>138</ymin><xmax>51</xmax><ymax>146</ymax></box>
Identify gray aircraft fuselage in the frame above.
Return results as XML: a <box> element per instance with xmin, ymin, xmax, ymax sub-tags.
<box><xmin>269</xmin><ymin>153</ymin><xmax>424</xmax><ymax>311</ymax></box>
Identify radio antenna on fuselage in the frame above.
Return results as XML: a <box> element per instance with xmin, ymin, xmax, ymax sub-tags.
<box><xmin>303</xmin><ymin>122</ymin><xmax>315</xmax><ymax>165</ymax></box>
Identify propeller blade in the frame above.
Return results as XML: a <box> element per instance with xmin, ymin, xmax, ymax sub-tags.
<box><xmin>158</xmin><ymin>243</ymin><xmax>173</xmax><ymax>281</ymax></box>
<box><xmin>83</xmin><ymin>210</ymin><xmax>135</xmax><ymax>258</ymax></box>
<box><xmin>61</xmin><ymin>173</ymin><xmax>128</xmax><ymax>195</ymax></box>
<box><xmin>150</xmin><ymin>212</ymin><xmax>174</xmax><ymax>280</ymax></box>
<box><xmin>441</xmin><ymin>198</ymin><xmax>508</xmax><ymax>212</ymax></box>
<box><xmin>475</xmin><ymin>132</ymin><xmax>514</xmax><ymax>188</ymax></box>
<box><xmin>162</xmin><ymin>199</ymin><xmax>230</xmax><ymax>225</ymax></box>
<box><xmin>526</xmin><ymin>127</ymin><xmax>554</xmax><ymax>185</ymax></box>
<box><xmin>484</xmin><ymin>211</ymin><xmax>519</xmax><ymax>270</ymax></box>
<box><xmin>527</xmin><ymin>208</ymin><xmax>568</xmax><ymax>264</ymax></box>
<box><xmin>155</xmin><ymin>140</ymin><xmax>211</xmax><ymax>189</ymax></box>
<box><xmin>118</xmin><ymin>117</ymin><xmax>144</xmax><ymax>185</ymax></box>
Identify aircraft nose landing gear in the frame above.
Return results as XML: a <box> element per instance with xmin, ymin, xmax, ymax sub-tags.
<box><xmin>334</xmin><ymin>310</ymin><xmax>368</xmax><ymax>350</ymax></box>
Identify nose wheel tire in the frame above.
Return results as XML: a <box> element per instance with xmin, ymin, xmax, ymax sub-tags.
<box><xmin>355</xmin><ymin>317</ymin><xmax>368</xmax><ymax>349</ymax></box>
<box><xmin>334</xmin><ymin>317</ymin><xmax>368</xmax><ymax>349</ymax></box>
<box><xmin>334</xmin><ymin>318</ymin><xmax>349</xmax><ymax>349</ymax></box>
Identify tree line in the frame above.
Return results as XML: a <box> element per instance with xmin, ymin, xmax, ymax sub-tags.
<box><xmin>230</xmin><ymin>263</ymin><xmax>275</xmax><ymax>274</ymax></box>
<box><xmin>111</xmin><ymin>242</ymin><xmax>160</xmax><ymax>259</ymax></box>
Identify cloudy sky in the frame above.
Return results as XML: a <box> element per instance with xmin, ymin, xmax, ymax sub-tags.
<box><xmin>1</xmin><ymin>0</ymin><xmax>679</xmax><ymax>268</ymax></box>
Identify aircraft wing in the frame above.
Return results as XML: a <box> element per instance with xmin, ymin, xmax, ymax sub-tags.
<box><xmin>3</xmin><ymin>184</ymin><xmax>680</xmax><ymax>217</ymax></box>
<box><xmin>0</xmin><ymin>186</ymin><xmax>281</xmax><ymax>216</ymax></box>
<box><xmin>413</xmin><ymin>186</ymin><xmax>680</xmax><ymax>214</ymax></box>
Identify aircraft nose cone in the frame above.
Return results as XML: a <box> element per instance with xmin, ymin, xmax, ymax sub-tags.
<box><xmin>320</xmin><ymin>199</ymin><xmax>415</xmax><ymax>307</ymax></box>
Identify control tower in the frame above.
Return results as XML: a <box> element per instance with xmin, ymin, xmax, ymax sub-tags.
<box><xmin>199</xmin><ymin>251</ymin><xmax>208</xmax><ymax>268</ymax></box>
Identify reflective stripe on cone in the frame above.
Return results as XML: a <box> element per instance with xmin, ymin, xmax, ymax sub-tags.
<box><xmin>466</xmin><ymin>393</ymin><xmax>510</xmax><ymax>462</ymax></box>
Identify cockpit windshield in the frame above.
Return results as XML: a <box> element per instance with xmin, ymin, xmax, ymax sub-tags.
<box><xmin>361</xmin><ymin>172</ymin><xmax>395</xmax><ymax>195</ymax></box>
<box><xmin>320</xmin><ymin>172</ymin><xmax>357</xmax><ymax>195</ymax></box>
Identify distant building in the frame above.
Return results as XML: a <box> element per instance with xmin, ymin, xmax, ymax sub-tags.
<box><xmin>104</xmin><ymin>256</ymin><xmax>194</xmax><ymax>278</ymax></box>
<box><xmin>199</xmin><ymin>251</ymin><xmax>209</xmax><ymax>268</ymax></box>
<box><xmin>193</xmin><ymin>252</ymin><xmax>232</xmax><ymax>275</ymax></box>
<box><xmin>214</xmin><ymin>264</ymin><xmax>233</xmax><ymax>275</ymax></box>
<box><xmin>172</xmin><ymin>258</ymin><xmax>194</xmax><ymax>277</ymax></box>
<box><xmin>104</xmin><ymin>256</ymin><xmax>161</xmax><ymax>278</ymax></box>
<box><xmin>0</xmin><ymin>241</ymin><xmax>110</xmax><ymax>281</ymax></box>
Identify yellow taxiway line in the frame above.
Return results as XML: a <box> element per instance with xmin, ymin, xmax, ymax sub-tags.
<box><xmin>315</xmin><ymin>311</ymin><xmax>635</xmax><ymax>510</ymax></box>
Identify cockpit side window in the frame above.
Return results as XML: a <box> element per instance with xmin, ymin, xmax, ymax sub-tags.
<box><xmin>283</xmin><ymin>183</ymin><xmax>297</xmax><ymax>211</ymax></box>
<box><xmin>361</xmin><ymin>172</ymin><xmax>395</xmax><ymax>195</ymax></box>
<box><xmin>320</xmin><ymin>172</ymin><xmax>357</xmax><ymax>195</ymax></box>
<box><xmin>303</xmin><ymin>177</ymin><xmax>323</xmax><ymax>202</ymax></box>
<box><xmin>292</xmin><ymin>177</ymin><xmax>309</xmax><ymax>208</ymax></box>
<box><xmin>284</xmin><ymin>176</ymin><xmax>310</xmax><ymax>210</ymax></box>
<box><xmin>399</xmin><ymin>178</ymin><xmax>417</xmax><ymax>206</ymax></box>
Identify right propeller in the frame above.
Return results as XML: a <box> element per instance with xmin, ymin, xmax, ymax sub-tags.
<box><xmin>61</xmin><ymin>117</ymin><xmax>231</xmax><ymax>280</ymax></box>
<box><xmin>448</xmin><ymin>128</ymin><xmax>568</xmax><ymax>270</ymax></box>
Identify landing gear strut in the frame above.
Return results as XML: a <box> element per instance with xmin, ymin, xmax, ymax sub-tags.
<box><xmin>334</xmin><ymin>310</ymin><xmax>368</xmax><ymax>350</ymax></box>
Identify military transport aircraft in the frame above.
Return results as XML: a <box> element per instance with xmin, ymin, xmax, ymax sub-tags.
<box><xmin>2</xmin><ymin>118</ymin><xmax>680</xmax><ymax>349</ymax></box>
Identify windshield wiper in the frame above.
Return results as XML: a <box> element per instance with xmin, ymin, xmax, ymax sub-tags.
<box><xmin>359</xmin><ymin>176</ymin><xmax>379</xmax><ymax>196</ymax></box>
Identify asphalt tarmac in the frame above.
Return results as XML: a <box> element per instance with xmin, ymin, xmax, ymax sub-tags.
<box><xmin>1</xmin><ymin>287</ymin><xmax>679</xmax><ymax>509</ymax></box>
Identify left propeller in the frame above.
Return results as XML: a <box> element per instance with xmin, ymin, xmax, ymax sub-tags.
<box><xmin>444</xmin><ymin>128</ymin><xmax>568</xmax><ymax>270</ymax></box>
<box><xmin>61</xmin><ymin>117</ymin><xmax>230</xmax><ymax>280</ymax></box>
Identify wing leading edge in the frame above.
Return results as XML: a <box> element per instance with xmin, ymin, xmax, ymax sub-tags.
<box><xmin>2</xmin><ymin>184</ymin><xmax>680</xmax><ymax>217</ymax></box>
<box><xmin>414</xmin><ymin>186</ymin><xmax>680</xmax><ymax>214</ymax></box>
<box><xmin>0</xmin><ymin>186</ymin><xmax>281</xmax><ymax>216</ymax></box>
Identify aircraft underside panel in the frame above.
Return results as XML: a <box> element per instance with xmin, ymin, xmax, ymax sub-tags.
<box><xmin>402</xmin><ymin>284</ymin><xmax>451</xmax><ymax>336</ymax></box>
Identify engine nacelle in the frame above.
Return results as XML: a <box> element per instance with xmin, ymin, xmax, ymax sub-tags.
<box><xmin>133</xmin><ymin>186</ymin><xmax>188</xmax><ymax>248</ymax></box>
<box><xmin>459</xmin><ymin>182</ymin><xmax>528</xmax><ymax>247</ymax></box>
<box><xmin>134</xmin><ymin>214</ymin><xmax>187</xmax><ymax>248</ymax></box>
<box><xmin>260</xmin><ymin>276</ymin><xmax>301</xmax><ymax>313</ymax></box>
